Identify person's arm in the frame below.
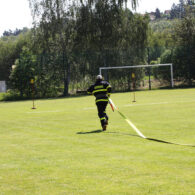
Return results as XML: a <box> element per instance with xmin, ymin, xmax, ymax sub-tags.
<box><xmin>87</xmin><ymin>85</ymin><xmax>93</xmax><ymax>95</ymax></box>
<box><xmin>106</xmin><ymin>82</ymin><xmax>111</xmax><ymax>97</ymax></box>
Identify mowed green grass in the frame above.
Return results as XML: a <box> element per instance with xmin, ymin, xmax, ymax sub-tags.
<box><xmin>0</xmin><ymin>88</ymin><xmax>195</xmax><ymax>195</ymax></box>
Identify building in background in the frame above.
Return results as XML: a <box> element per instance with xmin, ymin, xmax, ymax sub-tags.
<box><xmin>149</xmin><ymin>12</ymin><xmax>156</xmax><ymax>21</ymax></box>
<box><xmin>0</xmin><ymin>81</ymin><xmax>7</xmax><ymax>93</ymax></box>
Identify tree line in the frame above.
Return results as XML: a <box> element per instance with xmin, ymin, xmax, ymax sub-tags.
<box><xmin>170</xmin><ymin>0</ymin><xmax>194</xmax><ymax>19</ymax></box>
<box><xmin>149</xmin><ymin>0</ymin><xmax>195</xmax><ymax>20</ymax></box>
<box><xmin>0</xmin><ymin>0</ymin><xmax>194</xmax><ymax>99</ymax></box>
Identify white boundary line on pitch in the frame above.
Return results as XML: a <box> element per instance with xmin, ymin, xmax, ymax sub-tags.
<box><xmin>125</xmin><ymin>100</ymin><xmax>195</xmax><ymax>107</ymax></box>
<box><xmin>26</xmin><ymin>110</ymin><xmax>62</xmax><ymax>114</ymax></box>
<box><xmin>83</xmin><ymin>107</ymin><xmax>96</xmax><ymax>110</ymax></box>
<box><xmin>83</xmin><ymin>100</ymin><xmax>195</xmax><ymax>110</ymax></box>
<box><xmin>125</xmin><ymin>102</ymin><xmax>168</xmax><ymax>107</ymax></box>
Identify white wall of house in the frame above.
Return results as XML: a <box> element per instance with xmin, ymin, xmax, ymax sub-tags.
<box><xmin>0</xmin><ymin>81</ymin><xmax>6</xmax><ymax>93</ymax></box>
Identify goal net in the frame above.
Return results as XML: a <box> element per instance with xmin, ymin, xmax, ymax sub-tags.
<box><xmin>99</xmin><ymin>64</ymin><xmax>174</xmax><ymax>92</ymax></box>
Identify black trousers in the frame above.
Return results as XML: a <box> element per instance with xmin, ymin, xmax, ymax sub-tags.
<box><xmin>96</xmin><ymin>101</ymin><xmax>108</xmax><ymax>127</ymax></box>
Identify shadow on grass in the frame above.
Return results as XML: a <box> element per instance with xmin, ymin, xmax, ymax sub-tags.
<box><xmin>77</xmin><ymin>130</ymin><xmax>195</xmax><ymax>147</ymax></box>
<box><xmin>77</xmin><ymin>130</ymin><xmax>103</xmax><ymax>134</ymax></box>
<box><xmin>77</xmin><ymin>130</ymin><xmax>139</xmax><ymax>138</ymax></box>
<box><xmin>106</xmin><ymin>131</ymin><xmax>140</xmax><ymax>138</ymax></box>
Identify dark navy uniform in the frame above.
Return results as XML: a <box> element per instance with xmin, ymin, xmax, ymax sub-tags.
<box><xmin>87</xmin><ymin>79</ymin><xmax>111</xmax><ymax>130</ymax></box>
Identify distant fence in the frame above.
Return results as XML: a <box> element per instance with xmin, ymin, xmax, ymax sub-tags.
<box><xmin>0</xmin><ymin>81</ymin><xmax>6</xmax><ymax>93</ymax></box>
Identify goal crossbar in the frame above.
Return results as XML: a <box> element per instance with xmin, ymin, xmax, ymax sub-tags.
<box><xmin>99</xmin><ymin>64</ymin><xmax>174</xmax><ymax>88</ymax></box>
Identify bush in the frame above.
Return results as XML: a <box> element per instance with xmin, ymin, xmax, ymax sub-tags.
<box><xmin>1</xmin><ymin>90</ymin><xmax>30</xmax><ymax>101</ymax></box>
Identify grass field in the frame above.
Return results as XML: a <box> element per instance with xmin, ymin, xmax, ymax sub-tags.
<box><xmin>0</xmin><ymin>93</ymin><xmax>5</xmax><ymax>101</ymax></box>
<box><xmin>0</xmin><ymin>88</ymin><xmax>195</xmax><ymax>194</ymax></box>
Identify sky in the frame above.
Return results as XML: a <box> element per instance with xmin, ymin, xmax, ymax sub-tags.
<box><xmin>134</xmin><ymin>0</ymin><xmax>180</xmax><ymax>13</ymax></box>
<box><xmin>0</xmin><ymin>0</ymin><xmax>180</xmax><ymax>37</ymax></box>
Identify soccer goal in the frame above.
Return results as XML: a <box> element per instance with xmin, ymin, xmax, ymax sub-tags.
<box><xmin>99</xmin><ymin>64</ymin><xmax>174</xmax><ymax>91</ymax></box>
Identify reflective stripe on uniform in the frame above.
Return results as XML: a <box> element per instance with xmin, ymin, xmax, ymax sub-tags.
<box><xmin>96</xmin><ymin>99</ymin><xmax>109</xmax><ymax>103</ymax></box>
<box><xmin>100</xmin><ymin>117</ymin><xmax>106</xmax><ymax>121</ymax></box>
<box><xmin>93</xmin><ymin>89</ymin><xmax>107</xmax><ymax>94</ymax></box>
<box><xmin>106</xmin><ymin>85</ymin><xmax>111</xmax><ymax>89</ymax></box>
<box><xmin>94</xmin><ymin>85</ymin><xmax>103</xmax><ymax>89</ymax></box>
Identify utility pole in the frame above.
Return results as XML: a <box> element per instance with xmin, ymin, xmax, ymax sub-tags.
<box><xmin>132</xmin><ymin>73</ymin><xmax>136</xmax><ymax>102</ymax></box>
<box><xmin>30</xmin><ymin>79</ymin><xmax>36</xmax><ymax>109</ymax></box>
<box><xmin>147</xmin><ymin>47</ymin><xmax>151</xmax><ymax>90</ymax></box>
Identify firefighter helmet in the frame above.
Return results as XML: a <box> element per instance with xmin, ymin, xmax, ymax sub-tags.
<box><xmin>96</xmin><ymin>75</ymin><xmax>103</xmax><ymax>80</ymax></box>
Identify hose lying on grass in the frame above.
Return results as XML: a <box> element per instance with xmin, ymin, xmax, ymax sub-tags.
<box><xmin>108</xmin><ymin>98</ymin><xmax>195</xmax><ymax>147</ymax></box>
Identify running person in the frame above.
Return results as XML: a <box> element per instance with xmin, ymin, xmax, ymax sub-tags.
<box><xmin>87</xmin><ymin>75</ymin><xmax>111</xmax><ymax>131</ymax></box>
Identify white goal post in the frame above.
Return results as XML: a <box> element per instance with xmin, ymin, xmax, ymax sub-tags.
<box><xmin>99</xmin><ymin>64</ymin><xmax>174</xmax><ymax>88</ymax></box>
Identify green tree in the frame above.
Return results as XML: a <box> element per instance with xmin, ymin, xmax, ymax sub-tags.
<box><xmin>159</xmin><ymin>13</ymin><xmax>195</xmax><ymax>86</ymax></box>
<box><xmin>173</xmin><ymin>13</ymin><xmax>195</xmax><ymax>85</ymax></box>
<box><xmin>28</xmin><ymin>0</ymin><xmax>145</xmax><ymax>94</ymax></box>
<box><xmin>155</xmin><ymin>8</ymin><xmax>161</xmax><ymax>19</ymax></box>
<box><xmin>29</xmin><ymin>0</ymin><xmax>79</xmax><ymax>96</ymax></box>
<box><xmin>75</xmin><ymin>5</ymin><xmax>149</xmax><ymax>91</ymax></box>
<box><xmin>0</xmin><ymin>32</ymin><xmax>30</xmax><ymax>81</ymax></box>
<box><xmin>9</xmin><ymin>47</ymin><xmax>37</xmax><ymax>97</ymax></box>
